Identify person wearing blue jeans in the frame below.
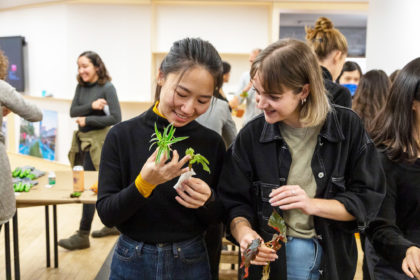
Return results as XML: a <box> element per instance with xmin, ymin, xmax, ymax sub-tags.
<box><xmin>96</xmin><ymin>38</ymin><xmax>226</xmax><ymax>280</ymax></box>
<box><xmin>218</xmin><ymin>38</ymin><xmax>385</xmax><ymax>280</ymax></box>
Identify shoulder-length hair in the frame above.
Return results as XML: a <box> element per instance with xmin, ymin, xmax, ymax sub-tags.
<box><xmin>77</xmin><ymin>51</ymin><xmax>111</xmax><ymax>86</ymax></box>
<box><xmin>371</xmin><ymin>57</ymin><xmax>420</xmax><ymax>163</ymax></box>
<box><xmin>352</xmin><ymin>70</ymin><xmax>390</xmax><ymax>135</ymax></box>
<box><xmin>250</xmin><ymin>39</ymin><xmax>330</xmax><ymax>127</ymax></box>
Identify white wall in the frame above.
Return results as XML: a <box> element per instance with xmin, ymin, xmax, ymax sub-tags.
<box><xmin>0</xmin><ymin>4</ymin><xmax>152</xmax><ymax>101</ymax></box>
<box><xmin>0</xmin><ymin>4</ymin><xmax>68</xmax><ymax>97</ymax></box>
<box><xmin>0</xmin><ymin>3</ymin><xmax>271</xmax><ymax>102</ymax></box>
<box><xmin>366</xmin><ymin>0</ymin><xmax>420</xmax><ymax>74</ymax></box>
<box><xmin>155</xmin><ymin>4</ymin><xmax>270</xmax><ymax>53</ymax></box>
<box><xmin>66</xmin><ymin>4</ymin><xmax>152</xmax><ymax>101</ymax></box>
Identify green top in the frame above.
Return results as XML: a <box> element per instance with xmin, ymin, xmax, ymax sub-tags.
<box><xmin>279</xmin><ymin>122</ymin><xmax>322</xmax><ymax>239</ymax></box>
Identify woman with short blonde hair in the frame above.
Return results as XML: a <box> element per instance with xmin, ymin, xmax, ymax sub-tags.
<box><xmin>218</xmin><ymin>39</ymin><xmax>385</xmax><ymax>280</ymax></box>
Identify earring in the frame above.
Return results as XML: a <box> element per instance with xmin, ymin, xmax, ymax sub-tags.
<box><xmin>301</xmin><ymin>98</ymin><xmax>307</xmax><ymax>105</ymax></box>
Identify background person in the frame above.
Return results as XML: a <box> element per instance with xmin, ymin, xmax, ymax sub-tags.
<box><xmin>352</xmin><ymin>70</ymin><xmax>391</xmax><ymax>134</ymax></box>
<box><xmin>218</xmin><ymin>39</ymin><xmax>385</xmax><ymax>280</ymax></box>
<box><xmin>0</xmin><ymin>49</ymin><xmax>43</xmax><ymax>231</ymax></box>
<box><xmin>366</xmin><ymin>57</ymin><xmax>420</xmax><ymax>280</ymax></box>
<box><xmin>306</xmin><ymin>17</ymin><xmax>352</xmax><ymax>108</ymax></box>
<box><xmin>337</xmin><ymin>61</ymin><xmax>363</xmax><ymax>97</ymax></box>
<box><xmin>58</xmin><ymin>51</ymin><xmax>122</xmax><ymax>250</ymax></box>
<box><xmin>229</xmin><ymin>48</ymin><xmax>262</xmax><ymax>125</ymax></box>
<box><xmin>96</xmin><ymin>38</ymin><xmax>226</xmax><ymax>280</ymax></box>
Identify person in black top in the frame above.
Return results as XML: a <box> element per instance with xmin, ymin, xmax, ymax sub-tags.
<box><xmin>306</xmin><ymin>17</ymin><xmax>352</xmax><ymax>108</ymax></box>
<box><xmin>218</xmin><ymin>39</ymin><xmax>385</xmax><ymax>280</ymax></box>
<box><xmin>58</xmin><ymin>51</ymin><xmax>121</xmax><ymax>250</ymax></box>
<box><xmin>366</xmin><ymin>57</ymin><xmax>420</xmax><ymax>280</ymax></box>
<box><xmin>96</xmin><ymin>38</ymin><xmax>226</xmax><ymax>280</ymax></box>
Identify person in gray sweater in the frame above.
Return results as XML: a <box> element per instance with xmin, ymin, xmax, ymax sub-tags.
<box><xmin>58</xmin><ymin>51</ymin><xmax>122</xmax><ymax>250</ymax></box>
<box><xmin>0</xmin><ymin>49</ymin><xmax>42</xmax><ymax>229</ymax></box>
<box><xmin>197</xmin><ymin>96</ymin><xmax>237</xmax><ymax>148</ymax></box>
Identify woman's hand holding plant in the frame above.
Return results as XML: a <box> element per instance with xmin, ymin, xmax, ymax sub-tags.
<box><xmin>140</xmin><ymin>149</ymin><xmax>190</xmax><ymax>186</ymax></box>
<box><xmin>175</xmin><ymin>177</ymin><xmax>211</xmax><ymax>208</ymax></box>
<box><xmin>231</xmin><ymin>218</ymin><xmax>278</xmax><ymax>266</ymax></box>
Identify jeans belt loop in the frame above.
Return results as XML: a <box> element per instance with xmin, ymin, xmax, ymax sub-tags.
<box><xmin>172</xmin><ymin>243</ymin><xmax>180</xmax><ymax>258</ymax></box>
<box><xmin>135</xmin><ymin>241</ymin><xmax>144</xmax><ymax>257</ymax></box>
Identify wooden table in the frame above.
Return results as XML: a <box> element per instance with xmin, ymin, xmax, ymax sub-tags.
<box><xmin>4</xmin><ymin>153</ymin><xmax>98</xmax><ymax>280</ymax></box>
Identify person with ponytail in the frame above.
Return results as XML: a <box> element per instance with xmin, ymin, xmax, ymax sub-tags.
<box><xmin>306</xmin><ymin>17</ymin><xmax>352</xmax><ymax>108</ymax></box>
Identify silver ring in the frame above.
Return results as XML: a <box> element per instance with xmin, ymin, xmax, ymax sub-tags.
<box><xmin>291</xmin><ymin>189</ymin><xmax>296</xmax><ymax>196</ymax></box>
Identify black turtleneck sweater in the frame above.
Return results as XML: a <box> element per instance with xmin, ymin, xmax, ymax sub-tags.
<box><xmin>70</xmin><ymin>81</ymin><xmax>121</xmax><ymax>132</ymax></box>
<box><xmin>96</xmin><ymin>107</ymin><xmax>226</xmax><ymax>243</ymax></box>
<box><xmin>321</xmin><ymin>66</ymin><xmax>352</xmax><ymax>108</ymax></box>
<box><xmin>366</xmin><ymin>152</ymin><xmax>420</xmax><ymax>271</ymax></box>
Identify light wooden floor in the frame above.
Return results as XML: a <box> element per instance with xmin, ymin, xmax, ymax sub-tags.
<box><xmin>0</xmin><ymin>204</ymin><xmax>118</xmax><ymax>280</ymax></box>
<box><xmin>0</xmin><ymin>204</ymin><xmax>364</xmax><ymax>280</ymax></box>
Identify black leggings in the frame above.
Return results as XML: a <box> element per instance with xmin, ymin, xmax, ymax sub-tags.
<box><xmin>79</xmin><ymin>151</ymin><xmax>96</xmax><ymax>232</ymax></box>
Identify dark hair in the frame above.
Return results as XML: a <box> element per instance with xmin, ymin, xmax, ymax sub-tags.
<box><xmin>371</xmin><ymin>57</ymin><xmax>420</xmax><ymax>163</ymax></box>
<box><xmin>250</xmin><ymin>39</ymin><xmax>330</xmax><ymax>127</ymax></box>
<box><xmin>352</xmin><ymin>70</ymin><xmax>390</xmax><ymax>134</ymax></box>
<box><xmin>155</xmin><ymin>38</ymin><xmax>223</xmax><ymax>101</ymax></box>
<box><xmin>389</xmin><ymin>69</ymin><xmax>400</xmax><ymax>84</ymax></box>
<box><xmin>77</xmin><ymin>51</ymin><xmax>111</xmax><ymax>86</ymax></box>
<box><xmin>222</xmin><ymin>61</ymin><xmax>231</xmax><ymax>75</ymax></box>
<box><xmin>0</xmin><ymin>49</ymin><xmax>9</xmax><ymax>81</ymax></box>
<box><xmin>336</xmin><ymin>61</ymin><xmax>362</xmax><ymax>83</ymax></box>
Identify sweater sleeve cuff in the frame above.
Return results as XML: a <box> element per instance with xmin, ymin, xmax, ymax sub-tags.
<box><xmin>135</xmin><ymin>174</ymin><xmax>157</xmax><ymax>198</ymax></box>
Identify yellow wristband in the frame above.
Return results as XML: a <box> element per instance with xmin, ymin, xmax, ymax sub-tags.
<box><xmin>135</xmin><ymin>174</ymin><xmax>157</xmax><ymax>198</ymax></box>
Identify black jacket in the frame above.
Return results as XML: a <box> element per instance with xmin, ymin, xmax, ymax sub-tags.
<box><xmin>218</xmin><ymin>105</ymin><xmax>386</xmax><ymax>279</ymax></box>
<box><xmin>322</xmin><ymin>66</ymin><xmax>352</xmax><ymax>108</ymax></box>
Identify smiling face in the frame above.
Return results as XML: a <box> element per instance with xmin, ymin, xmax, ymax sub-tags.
<box><xmin>253</xmin><ymin>72</ymin><xmax>307</xmax><ymax>127</ymax></box>
<box><xmin>157</xmin><ymin>66</ymin><xmax>214</xmax><ymax>127</ymax></box>
<box><xmin>339</xmin><ymin>70</ymin><xmax>361</xmax><ymax>85</ymax></box>
<box><xmin>78</xmin><ymin>56</ymin><xmax>99</xmax><ymax>84</ymax></box>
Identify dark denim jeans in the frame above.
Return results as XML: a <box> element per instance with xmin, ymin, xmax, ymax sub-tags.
<box><xmin>285</xmin><ymin>236</ymin><xmax>323</xmax><ymax>280</ymax></box>
<box><xmin>110</xmin><ymin>234</ymin><xmax>211</xmax><ymax>280</ymax></box>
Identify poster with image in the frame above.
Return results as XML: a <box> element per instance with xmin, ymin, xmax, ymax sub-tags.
<box><xmin>19</xmin><ymin>110</ymin><xmax>57</xmax><ymax>160</ymax></box>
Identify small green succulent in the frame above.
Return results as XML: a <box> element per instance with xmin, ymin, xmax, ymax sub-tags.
<box><xmin>149</xmin><ymin>123</ymin><xmax>189</xmax><ymax>164</ymax></box>
<box><xmin>185</xmin><ymin>148</ymin><xmax>210</xmax><ymax>174</ymax></box>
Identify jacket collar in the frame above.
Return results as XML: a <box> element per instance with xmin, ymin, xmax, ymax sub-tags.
<box><xmin>321</xmin><ymin>66</ymin><xmax>333</xmax><ymax>82</ymax></box>
<box><xmin>259</xmin><ymin>107</ymin><xmax>345</xmax><ymax>144</ymax></box>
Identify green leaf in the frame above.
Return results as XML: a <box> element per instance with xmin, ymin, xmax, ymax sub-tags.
<box><xmin>156</xmin><ymin>148</ymin><xmax>164</xmax><ymax>164</ymax></box>
<box><xmin>201</xmin><ymin>162</ymin><xmax>210</xmax><ymax>173</ymax></box>
<box><xmin>268</xmin><ymin>210</ymin><xmax>287</xmax><ymax>241</ymax></box>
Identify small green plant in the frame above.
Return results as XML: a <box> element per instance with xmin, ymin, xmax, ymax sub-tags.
<box><xmin>149</xmin><ymin>123</ymin><xmax>189</xmax><ymax>164</ymax></box>
<box><xmin>185</xmin><ymin>148</ymin><xmax>210</xmax><ymax>174</ymax></box>
<box><xmin>70</xmin><ymin>191</ymin><xmax>82</xmax><ymax>198</ymax></box>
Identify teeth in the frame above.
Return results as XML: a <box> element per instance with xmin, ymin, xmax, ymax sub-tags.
<box><xmin>175</xmin><ymin>112</ymin><xmax>188</xmax><ymax>119</ymax></box>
